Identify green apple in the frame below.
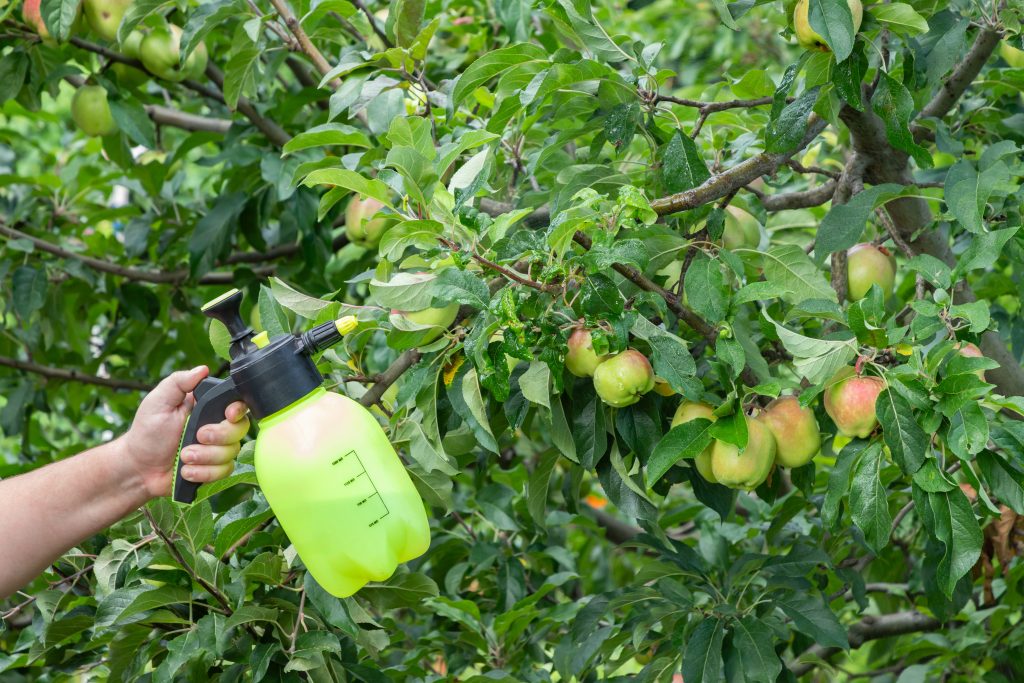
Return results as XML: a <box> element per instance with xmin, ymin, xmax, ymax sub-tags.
<box><xmin>757</xmin><ymin>396</ymin><xmax>821</xmax><ymax>468</ymax></box>
<box><xmin>139</xmin><ymin>25</ymin><xmax>207</xmax><ymax>82</ymax></box>
<box><xmin>83</xmin><ymin>0</ymin><xmax>132</xmax><ymax>42</ymax></box>
<box><xmin>565</xmin><ymin>328</ymin><xmax>608</xmax><ymax>378</ymax></box>
<box><xmin>593</xmin><ymin>349</ymin><xmax>655</xmax><ymax>408</ymax></box>
<box><xmin>846</xmin><ymin>243</ymin><xmax>896</xmax><ymax>301</ymax></box>
<box><xmin>345</xmin><ymin>196</ymin><xmax>394</xmax><ymax>248</ymax></box>
<box><xmin>1002</xmin><ymin>41</ymin><xmax>1024</xmax><ymax>69</ymax></box>
<box><xmin>709</xmin><ymin>416</ymin><xmax>776</xmax><ymax>490</ymax></box>
<box><xmin>71</xmin><ymin>85</ymin><xmax>119</xmax><ymax>137</ymax></box>
<box><xmin>671</xmin><ymin>401</ymin><xmax>717</xmax><ymax>482</ymax></box>
<box><xmin>112</xmin><ymin>31</ymin><xmax>149</xmax><ymax>88</ymax></box>
<box><xmin>823</xmin><ymin>366</ymin><xmax>884</xmax><ymax>439</ymax></box>
<box><xmin>392</xmin><ymin>303</ymin><xmax>459</xmax><ymax>345</ymax></box>
<box><xmin>794</xmin><ymin>0</ymin><xmax>863</xmax><ymax>52</ymax></box>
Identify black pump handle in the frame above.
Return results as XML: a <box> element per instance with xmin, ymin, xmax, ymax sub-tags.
<box><xmin>172</xmin><ymin>377</ymin><xmax>245</xmax><ymax>504</ymax></box>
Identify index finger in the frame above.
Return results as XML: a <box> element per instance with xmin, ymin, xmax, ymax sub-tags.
<box><xmin>225</xmin><ymin>401</ymin><xmax>249</xmax><ymax>423</ymax></box>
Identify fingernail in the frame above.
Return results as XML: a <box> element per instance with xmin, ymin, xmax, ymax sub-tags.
<box><xmin>182</xmin><ymin>466</ymin><xmax>194</xmax><ymax>479</ymax></box>
<box><xmin>181</xmin><ymin>450</ymin><xmax>194</xmax><ymax>463</ymax></box>
<box><xmin>192</xmin><ymin>365</ymin><xmax>206</xmax><ymax>374</ymax></box>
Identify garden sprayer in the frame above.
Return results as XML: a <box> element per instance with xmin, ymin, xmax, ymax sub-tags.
<box><xmin>173</xmin><ymin>288</ymin><xmax>430</xmax><ymax>597</ymax></box>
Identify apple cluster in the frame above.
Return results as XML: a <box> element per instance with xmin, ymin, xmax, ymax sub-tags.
<box><xmin>27</xmin><ymin>0</ymin><xmax>209</xmax><ymax>138</ymax></box>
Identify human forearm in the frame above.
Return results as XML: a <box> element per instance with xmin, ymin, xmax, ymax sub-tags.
<box><xmin>0</xmin><ymin>437</ymin><xmax>150</xmax><ymax>598</ymax></box>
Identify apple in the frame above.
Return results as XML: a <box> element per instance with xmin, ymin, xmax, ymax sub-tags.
<box><xmin>83</xmin><ymin>0</ymin><xmax>132</xmax><ymax>42</ymax></box>
<box><xmin>593</xmin><ymin>349</ymin><xmax>655</xmax><ymax>408</ymax></box>
<box><xmin>846</xmin><ymin>243</ymin><xmax>896</xmax><ymax>302</ymax></box>
<box><xmin>652</xmin><ymin>377</ymin><xmax>676</xmax><ymax>397</ymax></box>
<box><xmin>23</xmin><ymin>0</ymin><xmax>49</xmax><ymax>38</ymax></box>
<box><xmin>794</xmin><ymin>0</ymin><xmax>863</xmax><ymax>51</ymax></box>
<box><xmin>671</xmin><ymin>401</ymin><xmax>717</xmax><ymax>482</ymax></box>
<box><xmin>112</xmin><ymin>31</ymin><xmax>149</xmax><ymax>88</ymax></box>
<box><xmin>954</xmin><ymin>342</ymin><xmax>986</xmax><ymax>381</ymax></box>
<box><xmin>1002</xmin><ymin>42</ymin><xmax>1024</xmax><ymax>69</ymax></box>
<box><xmin>709</xmin><ymin>416</ymin><xmax>777</xmax><ymax>490</ymax></box>
<box><xmin>721</xmin><ymin>205</ymin><xmax>760</xmax><ymax>251</ymax></box>
<box><xmin>139</xmin><ymin>25</ymin><xmax>207</xmax><ymax>82</ymax></box>
<box><xmin>757</xmin><ymin>396</ymin><xmax>821</xmax><ymax>468</ymax></box>
<box><xmin>345</xmin><ymin>196</ymin><xmax>394</xmax><ymax>248</ymax></box>
<box><xmin>565</xmin><ymin>328</ymin><xmax>608</xmax><ymax>377</ymax></box>
<box><xmin>392</xmin><ymin>303</ymin><xmax>459</xmax><ymax>344</ymax></box>
<box><xmin>823</xmin><ymin>366</ymin><xmax>884</xmax><ymax>439</ymax></box>
<box><xmin>71</xmin><ymin>85</ymin><xmax>119</xmax><ymax>137</ymax></box>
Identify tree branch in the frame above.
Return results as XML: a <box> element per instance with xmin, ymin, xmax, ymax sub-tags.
<box><xmin>650</xmin><ymin>116</ymin><xmax>829</xmax><ymax>215</ymax></box>
<box><xmin>145</xmin><ymin>105</ymin><xmax>232</xmax><ymax>133</ymax></box>
<box><xmin>204</xmin><ymin>64</ymin><xmax>291</xmax><ymax>147</ymax></box>
<box><xmin>750</xmin><ymin>179</ymin><xmax>837</xmax><ymax>211</ymax></box>
<box><xmin>357</xmin><ymin>350</ymin><xmax>422</xmax><ymax>408</ymax></box>
<box><xmin>0</xmin><ymin>356</ymin><xmax>153</xmax><ymax>391</ymax></box>
<box><xmin>788</xmin><ymin>610</ymin><xmax>944</xmax><ymax>677</ymax></box>
<box><xmin>350</xmin><ymin>0</ymin><xmax>392</xmax><ymax>47</ymax></box>
<box><xmin>267</xmin><ymin>0</ymin><xmax>342</xmax><ymax>88</ymax></box>
<box><xmin>913</xmin><ymin>26</ymin><xmax>1003</xmax><ymax>139</ymax></box>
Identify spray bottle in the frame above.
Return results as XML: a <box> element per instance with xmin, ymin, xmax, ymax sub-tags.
<box><xmin>173</xmin><ymin>288</ymin><xmax>431</xmax><ymax>597</ymax></box>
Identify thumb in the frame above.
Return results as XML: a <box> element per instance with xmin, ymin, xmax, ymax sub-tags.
<box><xmin>148</xmin><ymin>366</ymin><xmax>209</xmax><ymax>407</ymax></box>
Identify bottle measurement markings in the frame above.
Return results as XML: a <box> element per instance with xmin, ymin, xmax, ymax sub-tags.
<box><xmin>331</xmin><ymin>450</ymin><xmax>390</xmax><ymax>527</ymax></box>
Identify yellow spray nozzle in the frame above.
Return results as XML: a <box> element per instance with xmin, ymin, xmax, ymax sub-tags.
<box><xmin>251</xmin><ymin>331</ymin><xmax>271</xmax><ymax>349</ymax></box>
<box><xmin>334</xmin><ymin>316</ymin><xmax>359</xmax><ymax>336</ymax></box>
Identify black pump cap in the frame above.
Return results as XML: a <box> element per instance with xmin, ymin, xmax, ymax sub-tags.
<box><xmin>230</xmin><ymin>335</ymin><xmax>324</xmax><ymax>421</ymax></box>
<box><xmin>200</xmin><ymin>290</ymin><xmax>353</xmax><ymax>421</ymax></box>
<box><xmin>202</xmin><ymin>289</ymin><xmax>256</xmax><ymax>359</ymax></box>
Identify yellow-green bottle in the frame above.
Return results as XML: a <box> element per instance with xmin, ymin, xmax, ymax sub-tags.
<box><xmin>173</xmin><ymin>289</ymin><xmax>431</xmax><ymax>597</ymax></box>
<box><xmin>254</xmin><ymin>387</ymin><xmax>430</xmax><ymax>597</ymax></box>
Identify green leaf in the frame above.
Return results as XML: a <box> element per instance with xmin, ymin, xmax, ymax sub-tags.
<box><xmin>181</xmin><ymin>0</ymin><xmax>240</xmax><ymax>61</ymax></box>
<box><xmin>821</xmin><ymin>443</ymin><xmax>862</xmax><ymax>526</ymax></box>
<box><xmin>452</xmin><ymin>43</ymin><xmax>548</xmax><ymax>108</ymax></box>
<box><xmin>40</xmin><ymin>0</ymin><xmax>81</xmax><ymax>41</ymax></box>
<box><xmin>871</xmin><ymin>3</ymin><xmax>929</xmax><ymax>36</ymax></box>
<box><xmin>953</xmin><ymin>227</ymin><xmax>1018</xmax><ymax>276</ymax></box>
<box><xmin>977</xmin><ymin>450</ymin><xmax>1024</xmax><ymax>515</ymax></box>
<box><xmin>223</xmin><ymin>46</ymin><xmax>260</xmax><ymax>110</ymax></box>
<box><xmin>765</xmin><ymin>86</ymin><xmax>820</xmax><ymax>154</ymax></box>
<box><xmin>850</xmin><ymin>442</ymin><xmax>891</xmax><ymax>553</ymax></box>
<box><xmin>807</xmin><ymin>0</ymin><xmax>855</xmax><ymax>62</ymax></box>
<box><xmin>871</xmin><ymin>73</ymin><xmax>932</xmax><ymax>168</ymax></box>
<box><xmin>225</xmin><ymin>605</ymin><xmax>280</xmax><ymax>632</ymax></box>
<box><xmin>0</xmin><ymin>51</ymin><xmax>29</xmax><ymax>104</ymax></box>
<box><xmin>684</xmin><ymin>253</ymin><xmax>727</xmax><ymax>324</ymax></box>
<box><xmin>360</xmin><ymin>571</ymin><xmax>439</xmax><ymax>609</ymax></box>
<box><xmin>519</xmin><ymin>362</ymin><xmax>551</xmax><ymax>409</ymax></box>
<box><xmin>762</xmin><ymin>243</ymin><xmax>837</xmax><ymax>304</ymax></box>
<box><xmin>108</xmin><ymin>96</ymin><xmax>157</xmax><ymax>148</ymax></box>
<box><xmin>813</xmin><ymin>184</ymin><xmax>905</xmax><ymax>262</ymax></box>
<box><xmin>392</xmin><ymin>0</ymin><xmax>425</xmax><ymax>47</ymax></box>
<box><xmin>116</xmin><ymin>0</ymin><xmax>170</xmax><ymax>43</ymax></box>
<box><xmin>282</xmin><ymin>124</ymin><xmax>371</xmax><ymax>154</ymax></box>
<box><xmin>432</xmin><ymin>268</ymin><xmax>489</xmax><ymax>309</ymax></box>
<box><xmin>764</xmin><ymin>311</ymin><xmax>857</xmax><ymax>384</ymax></box>
<box><xmin>729</xmin><ymin>616</ymin><xmax>782</xmax><ymax>682</ymax></box>
<box><xmin>875</xmin><ymin>388</ymin><xmax>927</xmax><ymax>475</ymax></box>
<box><xmin>527</xmin><ymin>450</ymin><xmax>559</xmax><ymax>525</ymax></box>
<box><xmin>647</xmin><ymin>419</ymin><xmax>714</xmax><ymax>484</ymax></box>
<box><xmin>12</xmin><ymin>266</ymin><xmax>47</xmax><ymax>319</ymax></box>
<box><xmin>270</xmin><ymin>278</ymin><xmax>340</xmax><ymax>318</ymax></box>
<box><xmin>188</xmin><ymin>192</ymin><xmax>247</xmax><ymax>278</ymax></box>
<box><xmin>681</xmin><ymin>617</ymin><xmax>725</xmax><ymax>683</ymax></box>
<box><xmin>648</xmin><ymin>333</ymin><xmax>698</xmax><ymax>394</ymax></box>
<box><xmin>776</xmin><ymin>592</ymin><xmax>849</xmax><ymax>649</ymax></box>
<box><xmin>928</xmin><ymin>487</ymin><xmax>982</xmax><ymax>598</ymax></box>
<box><xmin>301</xmin><ymin>168</ymin><xmax>393</xmax><ymax>207</ymax></box>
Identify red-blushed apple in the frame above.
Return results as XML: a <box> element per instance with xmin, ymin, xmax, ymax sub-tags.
<box><xmin>846</xmin><ymin>243</ymin><xmax>896</xmax><ymax>301</ymax></box>
<box><xmin>954</xmin><ymin>341</ymin><xmax>986</xmax><ymax>380</ymax></box>
<box><xmin>823</xmin><ymin>366</ymin><xmax>885</xmax><ymax>439</ymax></box>
<box><xmin>757</xmin><ymin>396</ymin><xmax>821</xmax><ymax>468</ymax></box>
<box><xmin>565</xmin><ymin>328</ymin><xmax>608</xmax><ymax>378</ymax></box>
<box><xmin>709</xmin><ymin>416</ymin><xmax>776</xmax><ymax>490</ymax></box>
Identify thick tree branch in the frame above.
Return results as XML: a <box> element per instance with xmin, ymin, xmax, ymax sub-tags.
<box><xmin>913</xmin><ymin>26</ymin><xmax>1003</xmax><ymax>139</ymax></box>
<box><xmin>204</xmin><ymin>64</ymin><xmax>291</xmax><ymax>147</ymax></box>
<box><xmin>789</xmin><ymin>610</ymin><xmax>944</xmax><ymax>677</ymax></box>
<box><xmin>0</xmin><ymin>356</ymin><xmax>153</xmax><ymax>391</ymax></box>
<box><xmin>650</xmin><ymin>116</ymin><xmax>829</xmax><ymax>215</ymax></box>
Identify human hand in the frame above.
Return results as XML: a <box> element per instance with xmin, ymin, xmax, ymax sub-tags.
<box><xmin>121</xmin><ymin>366</ymin><xmax>250</xmax><ymax>499</ymax></box>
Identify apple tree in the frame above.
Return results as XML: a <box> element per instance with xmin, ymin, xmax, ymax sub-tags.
<box><xmin>2</xmin><ymin>0</ymin><xmax>1024</xmax><ymax>680</ymax></box>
